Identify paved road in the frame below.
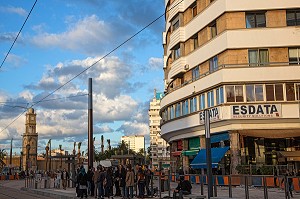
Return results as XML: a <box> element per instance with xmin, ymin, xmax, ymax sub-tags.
<box><xmin>0</xmin><ymin>181</ymin><xmax>54</xmax><ymax>199</ymax></box>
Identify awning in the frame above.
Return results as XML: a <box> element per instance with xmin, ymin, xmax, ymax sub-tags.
<box><xmin>211</xmin><ymin>132</ymin><xmax>229</xmax><ymax>143</ymax></box>
<box><xmin>182</xmin><ymin>150</ymin><xmax>199</xmax><ymax>156</ymax></box>
<box><xmin>189</xmin><ymin>137</ymin><xmax>200</xmax><ymax>150</ymax></box>
<box><xmin>190</xmin><ymin>147</ymin><xmax>229</xmax><ymax>169</ymax></box>
<box><xmin>278</xmin><ymin>151</ymin><xmax>300</xmax><ymax>162</ymax></box>
<box><xmin>171</xmin><ymin>151</ymin><xmax>182</xmax><ymax>156</ymax></box>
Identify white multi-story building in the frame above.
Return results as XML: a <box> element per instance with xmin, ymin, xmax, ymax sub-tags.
<box><xmin>161</xmin><ymin>0</ymin><xmax>300</xmax><ymax>174</ymax></box>
<box><xmin>121</xmin><ymin>135</ymin><xmax>145</xmax><ymax>153</ymax></box>
<box><xmin>149</xmin><ymin>90</ymin><xmax>170</xmax><ymax>169</ymax></box>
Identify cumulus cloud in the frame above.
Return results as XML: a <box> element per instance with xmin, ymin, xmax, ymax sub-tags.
<box><xmin>0</xmin><ymin>6</ymin><xmax>27</xmax><ymax>16</ymax></box>
<box><xmin>31</xmin><ymin>15</ymin><xmax>113</xmax><ymax>55</ymax></box>
<box><xmin>116</xmin><ymin>121</ymin><xmax>149</xmax><ymax>136</ymax></box>
<box><xmin>148</xmin><ymin>57</ymin><xmax>163</xmax><ymax>70</ymax></box>
<box><xmin>6</xmin><ymin>53</ymin><xmax>27</xmax><ymax>67</ymax></box>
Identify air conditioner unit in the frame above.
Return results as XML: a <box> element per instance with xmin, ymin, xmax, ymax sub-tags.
<box><xmin>184</xmin><ymin>64</ymin><xmax>189</xmax><ymax>70</ymax></box>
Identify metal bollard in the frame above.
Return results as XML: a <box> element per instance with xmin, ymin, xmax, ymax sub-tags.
<box><xmin>245</xmin><ymin>175</ymin><xmax>249</xmax><ymax>199</ymax></box>
<box><xmin>213</xmin><ymin>175</ymin><xmax>217</xmax><ymax>197</ymax></box>
<box><xmin>263</xmin><ymin>176</ymin><xmax>268</xmax><ymax>199</ymax></box>
<box><xmin>200</xmin><ymin>174</ymin><xmax>203</xmax><ymax>195</ymax></box>
<box><xmin>168</xmin><ymin>170</ymin><xmax>171</xmax><ymax>198</ymax></box>
<box><xmin>229</xmin><ymin>175</ymin><xmax>232</xmax><ymax>198</ymax></box>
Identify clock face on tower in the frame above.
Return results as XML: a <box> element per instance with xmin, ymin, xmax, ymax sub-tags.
<box><xmin>30</xmin><ymin>116</ymin><xmax>35</xmax><ymax>121</ymax></box>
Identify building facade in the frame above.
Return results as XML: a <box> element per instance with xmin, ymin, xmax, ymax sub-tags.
<box><xmin>161</xmin><ymin>0</ymin><xmax>300</xmax><ymax>174</ymax></box>
<box><xmin>121</xmin><ymin>135</ymin><xmax>145</xmax><ymax>153</ymax></box>
<box><xmin>149</xmin><ymin>90</ymin><xmax>170</xmax><ymax>169</ymax></box>
<box><xmin>22</xmin><ymin>108</ymin><xmax>38</xmax><ymax>171</ymax></box>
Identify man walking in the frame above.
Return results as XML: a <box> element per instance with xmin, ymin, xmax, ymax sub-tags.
<box><xmin>61</xmin><ymin>168</ymin><xmax>69</xmax><ymax>190</ymax></box>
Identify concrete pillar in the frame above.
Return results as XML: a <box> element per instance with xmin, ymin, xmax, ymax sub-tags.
<box><xmin>200</xmin><ymin>135</ymin><xmax>206</xmax><ymax>149</ymax></box>
<box><xmin>230</xmin><ymin>131</ymin><xmax>241</xmax><ymax>175</ymax></box>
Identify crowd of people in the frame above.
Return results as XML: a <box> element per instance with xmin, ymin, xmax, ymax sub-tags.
<box><xmin>75</xmin><ymin>164</ymin><xmax>153</xmax><ymax>199</ymax></box>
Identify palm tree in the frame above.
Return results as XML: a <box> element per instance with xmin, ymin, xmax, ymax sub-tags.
<box><xmin>0</xmin><ymin>149</ymin><xmax>5</xmax><ymax>161</ymax></box>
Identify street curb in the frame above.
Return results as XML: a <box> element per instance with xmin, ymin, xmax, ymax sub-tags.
<box><xmin>20</xmin><ymin>187</ymin><xmax>77</xmax><ymax>199</ymax></box>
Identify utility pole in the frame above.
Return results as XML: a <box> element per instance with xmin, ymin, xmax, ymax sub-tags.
<box><xmin>88</xmin><ymin>78</ymin><xmax>94</xmax><ymax>168</ymax></box>
<box><xmin>204</xmin><ymin>109</ymin><xmax>213</xmax><ymax>198</ymax></box>
<box><xmin>9</xmin><ymin>138</ymin><xmax>13</xmax><ymax>166</ymax></box>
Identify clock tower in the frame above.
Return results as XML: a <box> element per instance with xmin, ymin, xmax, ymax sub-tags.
<box><xmin>22</xmin><ymin>108</ymin><xmax>38</xmax><ymax>171</ymax></box>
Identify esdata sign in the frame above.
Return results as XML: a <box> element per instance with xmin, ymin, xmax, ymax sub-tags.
<box><xmin>231</xmin><ymin>104</ymin><xmax>281</xmax><ymax>119</ymax></box>
<box><xmin>199</xmin><ymin>107</ymin><xmax>220</xmax><ymax>123</ymax></box>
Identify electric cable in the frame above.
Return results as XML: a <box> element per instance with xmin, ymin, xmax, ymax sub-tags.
<box><xmin>0</xmin><ymin>0</ymin><xmax>38</xmax><ymax>68</ymax></box>
<box><xmin>0</xmin><ymin>0</ymin><xmax>183</xmax><ymax>133</ymax></box>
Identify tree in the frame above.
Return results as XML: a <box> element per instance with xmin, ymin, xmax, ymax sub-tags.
<box><xmin>0</xmin><ymin>149</ymin><xmax>6</xmax><ymax>161</ymax></box>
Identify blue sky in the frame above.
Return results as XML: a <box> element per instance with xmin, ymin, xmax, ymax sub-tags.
<box><xmin>0</xmin><ymin>0</ymin><xmax>165</xmax><ymax>155</ymax></box>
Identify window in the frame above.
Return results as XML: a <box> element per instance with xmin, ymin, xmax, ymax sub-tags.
<box><xmin>209</xmin><ymin>21</ymin><xmax>217</xmax><ymax>38</ymax></box>
<box><xmin>226</xmin><ymin>85</ymin><xmax>243</xmax><ymax>102</ymax></box>
<box><xmin>209</xmin><ymin>56</ymin><xmax>218</xmax><ymax>72</ymax></box>
<box><xmin>286</xmin><ymin>83</ymin><xmax>295</xmax><ymax>101</ymax></box>
<box><xmin>175</xmin><ymin>103</ymin><xmax>181</xmax><ymax>117</ymax></box>
<box><xmin>170</xmin><ymin>106</ymin><xmax>175</xmax><ymax>119</ymax></box>
<box><xmin>192</xmin><ymin>66</ymin><xmax>199</xmax><ymax>80</ymax></box>
<box><xmin>192</xmin><ymin>35</ymin><xmax>198</xmax><ymax>50</ymax></box>
<box><xmin>207</xmin><ymin>91</ymin><xmax>214</xmax><ymax>107</ymax></box>
<box><xmin>246</xmin><ymin>85</ymin><xmax>264</xmax><ymax>102</ymax></box>
<box><xmin>246</xmin><ymin>12</ymin><xmax>266</xmax><ymax>28</ymax></box>
<box><xmin>199</xmin><ymin>94</ymin><xmax>205</xmax><ymax>110</ymax></box>
<box><xmin>289</xmin><ymin>48</ymin><xmax>300</xmax><ymax>65</ymax></box>
<box><xmin>248</xmin><ymin>49</ymin><xmax>269</xmax><ymax>66</ymax></box>
<box><xmin>192</xmin><ymin>4</ymin><xmax>197</xmax><ymax>17</ymax></box>
<box><xmin>190</xmin><ymin>97</ymin><xmax>197</xmax><ymax>113</ymax></box>
<box><xmin>173</xmin><ymin>44</ymin><xmax>181</xmax><ymax>60</ymax></box>
<box><xmin>286</xmin><ymin>10</ymin><xmax>300</xmax><ymax>26</ymax></box>
<box><xmin>216</xmin><ymin>87</ymin><xmax>224</xmax><ymax>105</ymax></box>
<box><xmin>182</xmin><ymin>100</ymin><xmax>189</xmax><ymax>115</ymax></box>
<box><xmin>266</xmin><ymin>84</ymin><xmax>284</xmax><ymax>101</ymax></box>
<box><xmin>172</xmin><ymin>15</ymin><xmax>180</xmax><ymax>31</ymax></box>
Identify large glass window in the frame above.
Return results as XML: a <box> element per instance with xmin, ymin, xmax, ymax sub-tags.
<box><xmin>190</xmin><ymin>97</ymin><xmax>197</xmax><ymax>113</ymax></box>
<box><xmin>226</xmin><ymin>86</ymin><xmax>235</xmax><ymax>102</ymax></box>
<box><xmin>173</xmin><ymin>44</ymin><xmax>181</xmax><ymax>60</ymax></box>
<box><xmin>266</xmin><ymin>84</ymin><xmax>284</xmax><ymax>101</ymax></box>
<box><xmin>175</xmin><ymin>103</ymin><xmax>181</xmax><ymax>117</ymax></box>
<box><xmin>286</xmin><ymin>83</ymin><xmax>295</xmax><ymax>101</ymax></box>
<box><xmin>209</xmin><ymin>56</ymin><xmax>218</xmax><ymax>72</ymax></box>
<box><xmin>192</xmin><ymin>66</ymin><xmax>199</xmax><ymax>80</ymax></box>
<box><xmin>235</xmin><ymin>85</ymin><xmax>244</xmax><ymax>102</ymax></box>
<box><xmin>209</xmin><ymin>21</ymin><xmax>217</xmax><ymax>38</ymax></box>
<box><xmin>199</xmin><ymin>94</ymin><xmax>205</xmax><ymax>110</ymax></box>
<box><xmin>216</xmin><ymin>87</ymin><xmax>224</xmax><ymax>105</ymax></box>
<box><xmin>246</xmin><ymin>85</ymin><xmax>264</xmax><ymax>102</ymax></box>
<box><xmin>182</xmin><ymin>100</ymin><xmax>189</xmax><ymax>115</ymax></box>
<box><xmin>289</xmin><ymin>48</ymin><xmax>300</xmax><ymax>65</ymax></box>
<box><xmin>286</xmin><ymin>10</ymin><xmax>300</xmax><ymax>26</ymax></box>
<box><xmin>207</xmin><ymin>91</ymin><xmax>214</xmax><ymax>107</ymax></box>
<box><xmin>172</xmin><ymin>15</ymin><xmax>180</xmax><ymax>31</ymax></box>
<box><xmin>246</xmin><ymin>12</ymin><xmax>266</xmax><ymax>28</ymax></box>
<box><xmin>170</xmin><ymin>106</ymin><xmax>175</xmax><ymax>119</ymax></box>
<box><xmin>248</xmin><ymin>49</ymin><xmax>269</xmax><ymax>66</ymax></box>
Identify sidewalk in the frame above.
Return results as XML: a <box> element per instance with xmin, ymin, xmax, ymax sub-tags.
<box><xmin>1</xmin><ymin>179</ymin><xmax>300</xmax><ymax>199</ymax></box>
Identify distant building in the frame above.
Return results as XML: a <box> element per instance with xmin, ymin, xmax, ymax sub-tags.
<box><xmin>121</xmin><ymin>135</ymin><xmax>145</xmax><ymax>153</ymax></box>
<box><xmin>149</xmin><ymin>90</ymin><xmax>170</xmax><ymax>169</ymax></box>
<box><xmin>22</xmin><ymin>108</ymin><xmax>38</xmax><ymax>171</ymax></box>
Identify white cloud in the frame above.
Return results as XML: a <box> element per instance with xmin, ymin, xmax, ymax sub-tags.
<box><xmin>0</xmin><ymin>6</ymin><xmax>27</xmax><ymax>16</ymax></box>
<box><xmin>31</xmin><ymin>15</ymin><xmax>112</xmax><ymax>54</ymax></box>
<box><xmin>6</xmin><ymin>54</ymin><xmax>27</xmax><ymax>67</ymax></box>
<box><xmin>148</xmin><ymin>57</ymin><xmax>163</xmax><ymax>70</ymax></box>
<box><xmin>117</xmin><ymin>121</ymin><xmax>149</xmax><ymax>136</ymax></box>
<box><xmin>19</xmin><ymin>90</ymin><xmax>33</xmax><ymax>101</ymax></box>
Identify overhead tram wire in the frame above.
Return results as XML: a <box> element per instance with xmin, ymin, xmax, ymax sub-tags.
<box><xmin>0</xmin><ymin>93</ymin><xmax>88</xmax><ymax>134</ymax></box>
<box><xmin>0</xmin><ymin>0</ymin><xmax>38</xmax><ymax>69</ymax></box>
<box><xmin>0</xmin><ymin>0</ymin><xmax>184</xmax><ymax>133</ymax></box>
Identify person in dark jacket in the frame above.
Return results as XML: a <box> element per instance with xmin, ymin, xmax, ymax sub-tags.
<box><xmin>173</xmin><ymin>177</ymin><xmax>192</xmax><ymax>199</ymax></box>
<box><xmin>120</xmin><ymin>165</ymin><xmax>127</xmax><ymax>198</ymax></box>
<box><xmin>77</xmin><ymin>167</ymin><xmax>88</xmax><ymax>198</ymax></box>
<box><xmin>114</xmin><ymin>166</ymin><xmax>121</xmax><ymax>196</ymax></box>
<box><xmin>87</xmin><ymin>166</ymin><xmax>93</xmax><ymax>196</ymax></box>
<box><xmin>105</xmin><ymin>167</ymin><xmax>114</xmax><ymax>198</ymax></box>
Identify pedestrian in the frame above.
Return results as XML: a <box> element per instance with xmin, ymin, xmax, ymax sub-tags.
<box><xmin>91</xmin><ymin>167</ymin><xmax>95</xmax><ymax>197</ymax></box>
<box><xmin>281</xmin><ymin>171</ymin><xmax>294</xmax><ymax>198</ymax></box>
<box><xmin>137</xmin><ymin>166</ymin><xmax>145</xmax><ymax>198</ymax></box>
<box><xmin>173</xmin><ymin>176</ymin><xmax>192</xmax><ymax>199</ymax></box>
<box><xmin>77</xmin><ymin>166</ymin><xmax>88</xmax><ymax>198</ymax></box>
<box><xmin>114</xmin><ymin>166</ymin><xmax>121</xmax><ymax>196</ymax></box>
<box><xmin>120</xmin><ymin>165</ymin><xmax>127</xmax><ymax>198</ymax></box>
<box><xmin>105</xmin><ymin>167</ymin><xmax>113</xmax><ymax>199</ymax></box>
<box><xmin>87</xmin><ymin>166</ymin><xmax>93</xmax><ymax>195</ymax></box>
<box><xmin>144</xmin><ymin>165</ymin><xmax>152</xmax><ymax>196</ymax></box>
<box><xmin>97</xmin><ymin>166</ymin><xmax>106</xmax><ymax>199</ymax></box>
<box><xmin>126</xmin><ymin>165</ymin><xmax>134</xmax><ymax>199</ymax></box>
<box><xmin>61</xmin><ymin>168</ymin><xmax>69</xmax><ymax>190</ymax></box>
<box><xmin>93</xmin><ymin>166</ymin><xmax>100</xmax><ymax>198</ymax></box>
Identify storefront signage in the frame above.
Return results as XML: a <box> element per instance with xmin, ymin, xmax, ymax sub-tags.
<box><xmin>231</xmin><ymin>104</ymin><xmax>281</xmax><ymax>118</ymax></box>
<box><xmin>199</xmin><ymin>107</ymin><xmax>220</xmax><ymax>123</ymax></box>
